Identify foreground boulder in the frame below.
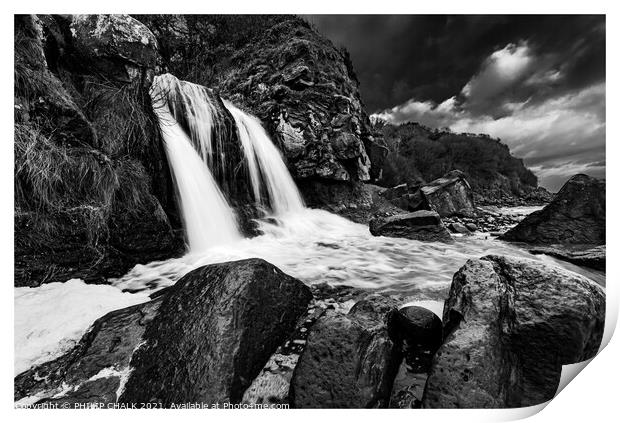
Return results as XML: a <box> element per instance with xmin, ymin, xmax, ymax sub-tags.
<box><xmin>394</xmin><ymin>306</ymin><xmax>443</xmax><ymax>354</ymax></box>
<box><xmin>501</xmin><ymin>174</ymin><xmax>605</xmax><ymax>245</ymax></box>
<box><xmin>15</xmin><ymin>259</ymin><xmax>312</xmax><ymax>406</ymax></box>
<box><xmin>369</xmin><ymin>210</ymin><xmax>453</xmax><ymax>243</ymax></box>
<box><xmin>289</xmin><ymin>295</ymin><xmax>402</xmax><ymax>408</ymax></box>
<box><xmin>423</xmin><ymin>255</ymin><xmax>605</xmax><ymax>408</ymax></box>
<box><xmin>14</xmin><ymin>297</ymin><xmax>163</xmax><ymax>405</ymax></box>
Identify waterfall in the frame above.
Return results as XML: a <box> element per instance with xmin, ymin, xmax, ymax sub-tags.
<box><xmin>150</xmin><ymin>73</ymin><xmax>305</xmax><ymax>252</ymax></box>
<box><xmin>151</xmin><ymin>76</ymin><xmax>241</xmax><ymax>252</ymax></box>
<box><xmin>223</xmin><ymin>101</ymin><xmax>305</xmax><ymax>215</ymax></box>
<box><xmin>153</xmin><ymin>73</ymin><xmax>225</xmax><ymax>171</ymax></box>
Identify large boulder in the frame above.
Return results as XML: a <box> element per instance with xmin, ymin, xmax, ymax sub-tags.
<box><xmin>369</xmin><ymin>210</ymin><xmax>453</xmax><ymax>243</ymax></box>
<box><xmin>379</xmin><ymin>182</ymin><xmax>429</xmax><ymax>212</ymax></box>
<box><xmin>501</xmin><ymin>174</ymin><xmax>605</xmax><ymax>245</ymax></box>
<box><xmin>422</xmin><ymin>255</ymin><xmax>605</xmax><ymax>408</ymax></box>
<box><xmin>15</xmin><ymin>259</ymin><xmax>312</xmax><ymax>406</ymax></box>
<box><xmin>289</xmin><ymin>295</ymin><xmax>402</xmax><ymax>408</ymax></box>
<box><xmin>70</xmin><ymin>14</ymin><xmax>158</xmax><ymax>83</ymax></box>
<box><xmin>378</xmin><ymin>170</ymin><xmax>475</xmax><ymax>218</ymax></box>
<box><xmin>120</xmin><ymin>259</ymin><xmax>312</xmax><ymax>405</ymax></box>
<box><xmin>420</xmin><ymin>170</ymin><xmax>475</xmax><ymax>218</ymax></box>
<box><xmin>394</xmin><ymin>306</ymin><xmax>443</xmax><ymax>353</ymax></box>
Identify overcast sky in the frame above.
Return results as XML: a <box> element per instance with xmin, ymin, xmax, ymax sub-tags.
<box><xmin>307</xmin><ymin>15</ymin><xmax>605</xmax><ymax>191</ymax></box>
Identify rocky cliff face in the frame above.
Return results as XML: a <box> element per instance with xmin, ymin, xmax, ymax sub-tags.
<box><xmin>14</xmin><ymin>14</ymin><xmax>387</xmax><ymax>286</ymax></box>
<box><xmin>14</xmin><ymin>15</ymin><xmax>183</xmax><ymax>287</ymax></box>
<box><xmin>135</xmin><ymin>15</ymin><xmax>387</xmax><ymax>207</ymax></box>
<box><xmin>376</xmin><ymin>121</ymin><xmax>545</xmax><ymax>205</ymax></box>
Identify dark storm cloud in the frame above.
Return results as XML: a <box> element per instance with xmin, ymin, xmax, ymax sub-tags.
<box><xmin>304</xmin><ymin>15</ymin><xmax>605</xmax><ymax>191</ymax></box>
<box><xmin>306</xmin><ymin>15</ymin><xmax>605</xmax><ymax>114</ymax></box>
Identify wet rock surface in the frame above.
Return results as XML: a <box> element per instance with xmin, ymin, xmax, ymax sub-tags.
<box><xmin>502</xmin><ymin>174</ymin><xmax>605</xmax><ymax>245</ymax></box>
<box><xmin>378</xmin><ymin>170</ymin><xmax>475</xmax><ymax>218</ymax></box>
<box><xmin>15</xmin><ymin>259</ymin><xmax>312</xmax><ymax>407</ymax></box>
<box><xmin>289</xmin><ymin>294</ymin><xmax>402</xmax><ymax>408</ymax></box>
<box><xmin>448</xmin><ymin>222</ymin><xmax>471</xmax><ymax>235</ymax></box>
<box><xmin>369</xmin><ymin>210</ymin><xmax>453</xmax><ymax>243</ymax></box>
<box><xmin>14</xmin><ymin>298</ymin><xmax>162</xmax><ymax>404</ymax></box>
<box><xmin>70</xmin><ymin>14</ymin><xmax>158</xmax><ymax>82</ymax></box>
<box><xmin>420</xmin><ymin>170</ymin><xmax>476</xmax><ymax>218</ymax></box>
<box><xmin>120</xmin><ymin>259</ymin><xmax>311</xmax><ymax>406</ymax></box>
<box><xmin>423</xmin><ymin>255</ymin><xmax>605</xmax><ymax>408</ymax></box>
<box><xmin>529</xmin><ymin>245</ymin><xmax>606</xmax><ymax>271</ymax></box>
<box><xmin>388</xmin><ymin>306</ymin><xmax>443</xmax><ymax>408</ymax></box>
<box><xmin>394</xmin><ymin>306</ymin><xmax>443</xmax><ymax>353</ymax></box>
<box><xmin>240</xmin><ymin>284</ymin><xmax>367</xmax><ymax>406</ymax></box>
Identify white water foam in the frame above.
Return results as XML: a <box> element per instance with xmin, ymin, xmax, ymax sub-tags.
<box><xmin>14</xmin><ymin>280</ymin><xmax>149</xmax><ymax>376</ymax></box>
<box><xmin>112</xmin><ymin>208</ymin><xmax>605</xmax><ymax>297</ymax></box>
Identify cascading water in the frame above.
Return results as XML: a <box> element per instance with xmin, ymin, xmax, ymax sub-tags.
<box><xmin>151</xmin><ymin>75</ymin><xmax>241</xmax><ymax>252</ymax></box>
<box><xmin>150</xmin><ymin>73</ymin><xmax>306</xmax><ymax>252</ymax></box>
<box><xmin>154</xmin><ymin>73</ymin><xmax>225</xmax><ymax>170</ymax></box>
<box><xmin>223</xmin><ymin>101</ymin><xmax>305</xmax><ymax>214</ymax></box>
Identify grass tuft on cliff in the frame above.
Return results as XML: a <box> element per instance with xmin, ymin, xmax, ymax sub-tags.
<box><xmin>15</xmin><ymin>124</ymin><xmax>118</xmax><ymax>211</ymax></box>
<box><xmin>82</xmin><ymin>78</ymin><xmax>160</xmax><ymax>158</ymax></box>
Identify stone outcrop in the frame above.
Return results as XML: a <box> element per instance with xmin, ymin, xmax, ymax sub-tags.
<box><xmin>369</xmin><ymin>210</ymin><xmax>453</xmax><ymax>243</ymax></box>
<box><xmin>422</xmin><ymin>255</ymin><xmax>605</xmax><ymax>408</ymax></box>
<box><xmin>70</xmin><ymin>14</ymin><xmax>159</xmax><ymax>83</ymax></box>
<box><xmin>14</xmin><ymin>297</ymin><xmax>163</xmax><ymax>404</ymax></box>
<box><xmin>14</xmin><ymin>14</ymin><xmax>183</xmax><ymax>287</ymax></box>
<box><xmin>501</xmin><ymin>174</ymin><xmax>605</xmax><ymax>245</ymax></box>
<box><xmin>448</xmin><ymin>222</ymin><xmax>471</xmax><ymax>234</ymax></box>
<box><xmin>420</xmin><ymin>170</ymin><xmax>475</xmax><ymax>217</ymax></box>
<box><xmin>379</xmin><ymin>183</ymin><xmax>429</xmax><ymax>212</ymax></box>
<box><xmin>15</xmin><ymin>259</ymin><xmax>312</xmax><ymax>406</ymax></box>
<box><xmin>289</xmin><ymin>295</ymin><xmax>401</xmax><ymax>408</ymax></box>
<box><xmin>378</xmin><ymin>170</ymin><xmax>475</xmax><ymax>218</ymax></box>
<box><xmin>529</xmin><ymin>245</ymin><xmax>606</xmax><ymax>271</ymax></box>
<box><xmin>137</xmin><ymin>15</ymin><xmax>387</xmax><ymax>206</ymax></box>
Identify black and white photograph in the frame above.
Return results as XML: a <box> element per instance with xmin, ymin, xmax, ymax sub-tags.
<box><xmin>7</xmin><ymin>3</ymin><xmax>615</xmax><ymax>418</ymax></box>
